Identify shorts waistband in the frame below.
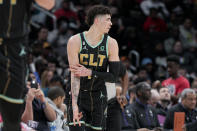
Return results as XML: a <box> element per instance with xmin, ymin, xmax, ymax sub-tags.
<box><xmin>0</xmin><ymin>94</ymin><xmax>24</xmax><ymax>104</ymax></box>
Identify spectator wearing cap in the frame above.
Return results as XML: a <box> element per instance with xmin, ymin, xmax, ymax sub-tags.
<box><xmin>141</xmin><ymin>57</ymin><xmax>155</xmax><ymax>82</ymax></box>
<box><xmin>164</xmin><ymin>88</ymin><xmax>197</xmax><ymax>131</ymax></box>
<box><xmin>162</xmin><ymin>55</ymin><xmax>190</xmax><ymax>104</ymax></box>
<box><xmin>141</xmin><ymin>57</ymin><xmax>153</xmax><ymax>66</ymax></box>
<box><xmin>124</xmin><ymin>82</ymin><xmax>160</xmax><ymax>130</ymax></box>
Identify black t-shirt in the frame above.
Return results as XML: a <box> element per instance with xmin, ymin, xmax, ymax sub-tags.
<box><xmin>22</xmin><ymin>96</ymin><xmax>50</xmax><ymax>131</ymax></box>
<box><xmin>32</xmin><ymin>99</ymin><xmax>50</xmax><ymax>131</ymax></box>
<box><xmin>0</xmin><ymin>0</ymin><xmax>33</xmax><ymax>39</ymax></box>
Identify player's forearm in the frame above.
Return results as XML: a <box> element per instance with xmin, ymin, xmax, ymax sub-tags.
<box><xmin>21</xmin><ymin>101</ymin><xmax>33</xmax><ymax>123</ymax></box>
<box><xmin>121</xmin><ymin>71</ymin><xmax>129</xmax><ymax>96</ymax></box>
<box><xmin>43</xmin><ymin>102</ymin><xmax>56</xmax><ymax>122</ymax></box>
<box><xmin>71</xmin><ymin>73</ymin><xmax>80</xmax><ymax>110</ymax></box>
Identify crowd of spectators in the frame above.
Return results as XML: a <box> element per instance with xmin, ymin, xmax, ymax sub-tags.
<box><xmin>1</xmin><ymin>0</ymin><xmax>197</xmax><ymax>131</ymax></box>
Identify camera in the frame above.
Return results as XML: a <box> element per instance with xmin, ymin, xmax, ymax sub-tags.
<box><xmin>31</xmin><ymin>80</ymin><xmax>38</xmax><ymax>89</ymax></box>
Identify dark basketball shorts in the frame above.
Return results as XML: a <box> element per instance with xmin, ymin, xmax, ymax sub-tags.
<box><xmin>67</xmin><ymin>88</ymin><xmax>108</xmax><ymax>130</ymax></box>
<box><xmin>0</xmin><ymin>38</ymin><xmax>27</xmax><ymax>104</ymax></box>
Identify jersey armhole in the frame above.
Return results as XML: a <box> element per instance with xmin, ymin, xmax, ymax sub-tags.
<box><xmin>106</xmin><ymin>36</ymin><xmax>109</xmax><ymax>58</ymax></box>
<box><xmin>79</xmin><ymin>33</ymin><xmax>82</xmax><ymax>53</ymax></box>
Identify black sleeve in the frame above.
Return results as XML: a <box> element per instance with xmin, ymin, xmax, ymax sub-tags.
<box><xmin>119</xmin><ymin>62</ymin><xmax>126</xmax><ymax>77</ymax></box>
<box><xmin>186</xmin><ymin>120</ymin><xmax>197</xmax><ymax>131</ymax></box>
<box><xmin>91</xmin><ymin>61</ymin><xmax>120</xmax><ymax>83</ymax></box>
<box><xmin>164</xmin><ymin>109</ymin><xmax>174</xmax><ymax>130</ymax></box>
<box><xmin>153</xmin><ymin>108</ymin><xmax>161</xmax><ymax>127</ymax></box>
<box><xmin>124</xmin><ymin>106</ymin><xmax>139</xmax><ymax>131</ymax></box>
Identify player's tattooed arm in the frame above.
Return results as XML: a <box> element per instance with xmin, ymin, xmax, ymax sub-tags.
<box><xmin>71</xmin><ymin>74</ymin><xmax>80</xmax><ymax>110</ymax></box>
<box><xmin>67</xmin><ymin>35</ymin><xmax>81</xmax><ymax>110</ymax></box>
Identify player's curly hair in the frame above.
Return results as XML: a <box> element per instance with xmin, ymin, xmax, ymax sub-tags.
<box><xmin>86</xmin><ymin>5</ymin><xmax>111</xmax><ymax>27</ymax></box>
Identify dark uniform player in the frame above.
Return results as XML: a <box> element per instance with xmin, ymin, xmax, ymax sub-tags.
<box><xmin>0</xmin><ymin>0</ymin><xmax>54</xmax><ymax>130</ymax></box>
<box><xmin>67</xmin><ymin>5</ymin><xmax>120</xmax><ymax>131</ymax></box>
<box><xmin>106</xmin><ymin>62</ymin><xmax>128</xmax><ymax>131</ymax></box>
<box><xmin>68</xmin><ymin>33</ymin><xmax>109</xmax><ymax>130</ymax></box>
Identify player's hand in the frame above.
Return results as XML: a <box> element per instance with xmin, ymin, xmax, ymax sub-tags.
<box><xmin>117</xmin><ymin>95</ymin><xmax>127</xmax><ymax>109</ymax></box>
<box><xmin>26</xmin><ymin>88</ymin><xmax>36</xmax><ymax>102</ymax></box>
<box><xmin>70</xmin><ymin>64</ymin><xmax>91</xmax><ymax>77</ymax></box>
<box><xmin>72</xmin><ymin>105</ymin><xmax>83</xmax><ymax>126</ymax></box>
<box><xmin>35</xmin><ymin>87</ymin><xmax>45</xmax><ymax>103</ymax></box>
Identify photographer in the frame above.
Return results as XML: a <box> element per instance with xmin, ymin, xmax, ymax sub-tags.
<box><xmin>21</xmin><ymin>76</ymin><xmax>56</xmax><ymax>131</ymax></box>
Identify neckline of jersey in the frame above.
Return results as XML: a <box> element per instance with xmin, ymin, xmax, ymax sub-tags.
<box><xmin>83</xmin><ymin>32</ymin><xmax>104</xmax><ymax>48</ymax></box>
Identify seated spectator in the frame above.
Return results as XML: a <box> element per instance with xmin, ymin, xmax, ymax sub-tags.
<box><xmin>133</xmin><ymin>66</ymin><xmax>150</xmax><ymax>83</ymax></box>
<box><xmin>164</xmin><ymin>26</ymin><xmax>180</xmax><ymax>55</ymax></box>
<box><xmin>164</xmin><ymin>88</ymin><xmax>197</xmax><ymax>130</ymax></box>
<box><xmin>153</xmin><ymin>41</ymin><xmax>167</xmax><ymax>68</ymax></box>
<box><xmin>53</xmin><ymin>0</ymin><xmax>80</xmax><ymax>34</ymax></box>
<box><xmin>46</xmin><ymin>86</ymin><xmax>69</xmax><ymax>131</ymax></box>
<box><xmin>156</xmin><ymin>87</ymin><xmax>171</xmax><ymax>126</ymax></box>
<box><xmin>41</xmin><ymin>69</ymin><xmax>54</xmax><ymax>96</ymax></box>
<box><xmin>49</xmin><ymin>75</ymin><xmax>64</xmax><ymax>88</ymax></box>
<box><xmin>171</xmin><ymin>40</ymin><xmax>185</xmax><ymax>65</ymax></box>
<box><xmin>54</xmin><ymin>0</ymin><xmax>79</xmax><ymax>22</ymax></box>
<box><xmin>149</xmin><ymin>89</ymin><xmax>160</xmax><ymax>108</ymax></box>
<box><xmin>183</xmin><ymin>119</ymin><xmax>197</xmax><ymax>131</ymax></box>
<box><xmin>127</xmin><ymin>87</ymin><xmax>136</xmax><ymax>105</ymax></box>
<box><xmin>191</xmin><ymin>78</ymin><xmax>197</xmax><ymax>93</ymax></box>
<box><xmin>141</xmin><ymin>57</ymin><xmax>155</xmax><ymax>82</ymax></box>
<box><xmin>179</xmin><ymin>18</ymin><xmax>197</xmax><ymax>50</ymax></box>
<box><xmin>140</xmin><ymin>0</ymin><xmax>169</xmax><ymax>18</ymax></box>
<box><xmin>143</xmin><ymin>8</ymin><xmax>167</xmax><ymax>33</ymax></box>
<box><xmin>21</xmin><ymin>79</ymin><xmax>56</xmax><ymax>131</ymax></box>
<box><xmin>47</xmin><ymin>16</ymin><xmax>76</xmax><ymax>58</ymax></box>
<box><xmin>0</xmin><ymin>114</ymin><xmax>2</xmax><ymax>128</ymax></box>
<box><xmin>124</xmin><ymin>82</ymin><xmax>161</xmax><ymax>130</ymax></box>
<box><xmin>31</xmin><ymin>27</ymin><xmax>50</xmax><ymax>58</ymax></box>
<box><xmin>0</xmin><ymin>113</ymin><xmax>35</xmax><ymax>131</ymax></box>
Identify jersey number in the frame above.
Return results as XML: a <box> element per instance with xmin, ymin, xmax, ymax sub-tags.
<box><xmin>0</xmin><ymin>0</ymin><xmax>17</xmax><ymax>5</ymax></box>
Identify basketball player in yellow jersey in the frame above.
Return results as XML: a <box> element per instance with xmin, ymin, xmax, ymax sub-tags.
<box><xmin>67</xmin><ymin>5</ymin><xmax>120</xmax><ymax>131</ymax></box>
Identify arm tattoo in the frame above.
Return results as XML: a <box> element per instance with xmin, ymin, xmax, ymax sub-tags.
<box><xmin>71</xmin><ymin>73</ymin><xmax>80</xmax><ymax>109</ymax></box>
